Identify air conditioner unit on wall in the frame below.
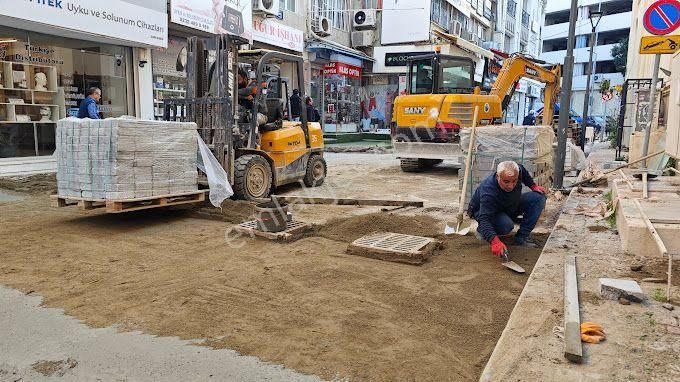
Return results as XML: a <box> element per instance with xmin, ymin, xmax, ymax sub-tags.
<box><xmin>253</xmin><ymin>0</ymin><xmax>279</xmax><ymax>17</ymax></box>
<box><xmin>352</xmin><ymin>30</ymin><xmax>375</xmax><ymax>48</ymax></box>
<box><xmin>313</xmin><ymin>16</ymin><xmax>331</xmax><ymax>37</ymax></box>
<box><xmin>353</xmin><ymin>9</ymin><xmax>377</xmax><ymax>29</ymax></box>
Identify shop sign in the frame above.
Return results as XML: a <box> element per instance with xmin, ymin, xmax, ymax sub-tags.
<box><xmin>385</xmin><ymin>52</ymin><xmax>432</xmax><ymax>67</ymax></box>
<box><xmin>0</xmin><ymin>0</ymin><xmax>168</xmax><ymax>48</ymax></box>
<box><xmin>170</xmin><ymin>0</ymin><xmax>253</xmax><ymax>42</ymax></box>
<box><xmin>371</xmin><ymin>75</ymin><xmax>389</xmax><ymax>85</ymax></box>
<box><xmin>323</xmin><ymin>62</ymin><xmax>362</xmax><ymax>79</ymax></box>
<box><xmin>252</xmin><ymin>17</ymin><xmax>303</xmax><ymax>53</ymax></box>
<box><xmin>153</xmin><ymin>37</ymin><xmax>188</xmax><ymax>78</ymax></box>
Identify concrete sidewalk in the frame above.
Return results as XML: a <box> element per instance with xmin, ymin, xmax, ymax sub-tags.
<box><xmin>0</xmin><ymin>286</ymin><xmax>320</xmax><ymax>381</ymax></box>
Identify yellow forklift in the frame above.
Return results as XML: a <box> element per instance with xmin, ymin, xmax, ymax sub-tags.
<box><xmin>165</xmin><ymin>36</ymin><xmax>326</xmax><ymax>200</ymax></box>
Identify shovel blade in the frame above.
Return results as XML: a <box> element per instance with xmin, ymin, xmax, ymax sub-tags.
<box><xmin>502</xmin><ymin>261</ymin><xmax>526</xmax><ymax>274</ymax></box>
<box><xmin>444</xmin><ymin>221</ymin><xmax>471</xmax><ymax>236</ymax></box>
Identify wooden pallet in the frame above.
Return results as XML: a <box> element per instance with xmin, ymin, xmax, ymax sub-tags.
<box><xmin>50</xmin><ymin>190</ymin><xmax>206</xmax><ymax>213</ymax></box>
<box><xmin>233</xmin><ymin>220</ymin><xmax>311</xmax><ymax>242</ymax></box>
<box><xmin>347</xmin><ymin>232</ymin><xmax>439</xmax><ymax>265</ymax></box>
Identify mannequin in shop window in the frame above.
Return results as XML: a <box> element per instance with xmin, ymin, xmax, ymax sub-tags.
<box><xmin>77</xmin><ymin>87</ymin><xmax>101</xmax><ymax>119</ymax></box>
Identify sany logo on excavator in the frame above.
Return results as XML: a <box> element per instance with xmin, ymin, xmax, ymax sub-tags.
<box><xmin>404</xmin><ymin>107</ymin><xmax>425</xmax><ymax>114</ymax></box>
<box><xmin>525</xmin><ymin>67</ymin><xmax>539</xmax><ymax>76</ymax></box>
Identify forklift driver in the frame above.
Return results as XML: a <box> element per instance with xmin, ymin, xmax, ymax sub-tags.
<box><xmin>237</xmin><ymin>67</ymin><xmax>268</xmax><ymax>126</ymax></box>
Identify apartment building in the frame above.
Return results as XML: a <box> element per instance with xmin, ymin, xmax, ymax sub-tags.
<box><xmin>492</xmin><ymin>0</ymin><xmax>546</xmax><ymax>124</ymax></box>
<box><xmin>540</xmin><ymin>0</ymin><xmax>632</xmax><ymax>120</ymax></box>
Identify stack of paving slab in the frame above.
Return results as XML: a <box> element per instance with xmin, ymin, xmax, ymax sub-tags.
<box><xmin>56</xmin><ymin>117</ymin><xmax>198</xmax><ymax>200</ymax></box>
<box><xmin>458</xmin><ymin>125</ymin><xmax>555</xmax><ymax>209</ymax></box>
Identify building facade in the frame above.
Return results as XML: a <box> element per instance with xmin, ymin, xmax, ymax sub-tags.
<box><xmin>0</xmin><ymin>0</ymin><xmax>164</xmax><ymax>174</ymax></box>
<box><xmin>539</xmin><ymin>0</ymin><xmax>631</xmax><ymax>122</ymax></box>
<box><xmin>492</xmin><ymin>0</ymin><xmax>546</xmax><ymax>124</ymax></box>
<box><xmin>356</xmin><ymin>0</ymin><xmax>496</xmax><ymax>134</ymax></box>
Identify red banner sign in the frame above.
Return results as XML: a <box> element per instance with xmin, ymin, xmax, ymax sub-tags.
<box><xmin>323</xmin><ymin>62</ymin><xmax>362</xmax><ymax>79</ymax></box>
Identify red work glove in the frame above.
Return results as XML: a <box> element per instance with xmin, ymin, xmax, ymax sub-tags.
<box><xmin>490</xmin><ymin>236</ymin><xmax>507</xmax><ymax>257</ymax></box>
<box><xmin>530</xmin><ymin>184</ymin><xmax>546</xmax><ymax>194</ymax></box>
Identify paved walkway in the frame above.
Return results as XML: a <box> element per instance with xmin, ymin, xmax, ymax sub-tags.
<box><xmin>0</xmin><ymin>286</ymin><xmax>320</xmax><ymax>381</ymax></box>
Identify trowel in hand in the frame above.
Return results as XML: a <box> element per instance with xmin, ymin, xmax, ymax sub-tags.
<box><xmin>501</xmin><ymin>250</ymin><xmax>525</xmax><ymax>274</ymax></box>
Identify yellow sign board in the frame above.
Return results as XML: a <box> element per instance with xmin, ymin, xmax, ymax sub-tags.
<box><xmin>640</xmin><ymin>35</ymin><xmax>680</xmax><ymax>54</ymax></box>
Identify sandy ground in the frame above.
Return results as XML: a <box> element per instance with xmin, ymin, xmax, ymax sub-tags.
<box><xmin>0</xmin><ymin>153</ymin><xmax>562</xmax><ymax>381</ymax></box>
<box><xmin>482</xmin><ymin>189</ymin><xmax>680</xmax><ymax>382</ymax></box>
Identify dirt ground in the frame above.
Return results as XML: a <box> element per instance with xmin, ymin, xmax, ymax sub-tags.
<box><xmin>0</xmin><ymin>153</ymin><xmax>562</xmax><ymax>381</ymax></box>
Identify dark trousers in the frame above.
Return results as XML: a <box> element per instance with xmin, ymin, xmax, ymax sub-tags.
<box><xmin>487</xmin><ymin>192</ymin><xmax>546</xmax><ymax>239</ymax></box>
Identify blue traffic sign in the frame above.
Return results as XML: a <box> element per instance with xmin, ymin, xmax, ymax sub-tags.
<box><xmin>644</xmin><ymin>0</ymin><xmax>680</xmax><ymax>36</ymax></box>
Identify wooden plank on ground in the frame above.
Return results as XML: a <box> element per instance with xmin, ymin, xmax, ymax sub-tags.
<box><xmin>564</xmin><ymin>255</ymin><xmax>582</xmax><ymax>363</ymax></box>
<box><xmin>272</xmin><ymin>195</ymin><xmax>424</xmax><ymax>207</ymax></box>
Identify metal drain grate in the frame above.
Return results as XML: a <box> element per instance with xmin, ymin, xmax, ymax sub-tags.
<box><xmin>239</xmin><ymin>220</ymin><xmax>308</xmax><ymax>231</ymax></box>
<box><xmin>352</xmin><ymin>232</ymin><xmax>435</xmax><ymax>254</ymax></box>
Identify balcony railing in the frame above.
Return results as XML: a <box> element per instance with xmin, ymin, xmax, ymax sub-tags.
<box><xmin>505</xmin><ymin>17</ymin><xmax>515</xmax><ymax>35</ymax></box>
<box><xmin>507</xmin><ymin>0</ymin><xmax>517</xmax><ymax>17</ymax></box>
<box><xmin>520</xmin><ymin>26</ymin><xmax>529</xmax><ymax>43</ymax></box>
<box><xmin>521</xmin><ymin>11</ymin><xmax>530</xmax><ymax>26</ymax></box>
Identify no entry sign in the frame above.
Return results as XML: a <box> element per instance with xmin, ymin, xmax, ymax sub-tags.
<box><xmin>643</xmin><ymin>0</ymin><xmax>680</xmax><ymax>36</ymax></box>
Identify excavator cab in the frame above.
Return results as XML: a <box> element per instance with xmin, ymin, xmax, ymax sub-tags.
<box><xmin>407</xmin><ymin>54</ymin><xmax>475</xmax><ymax>95</ymax></box>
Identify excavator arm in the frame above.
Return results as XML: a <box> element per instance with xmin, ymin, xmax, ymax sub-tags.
<box><xmin>490</xmin><ymin>54</ymin><xmax>561</xmax><ymax>124</ymax></box>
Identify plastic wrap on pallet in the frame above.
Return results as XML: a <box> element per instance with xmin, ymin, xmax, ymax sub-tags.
<box><xmin>197</xmin><ymin>132</ymin><xmax>233</xmax><ymax>207</ymax></box>
<box><xmin>56</xmin><ymin>117</ymin><xmax>198</xmax><ymax>200</ymax></box>
<box><xmin>459</xmin><ymin>125</ymin><xmax>555</xmax><ymax>159</ymax></box>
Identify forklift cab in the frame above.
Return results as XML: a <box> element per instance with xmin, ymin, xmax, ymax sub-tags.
<box><xmin>237</xmin><ymin>50</ymin><xmax>306</xmax><ymax>136</ymax></box>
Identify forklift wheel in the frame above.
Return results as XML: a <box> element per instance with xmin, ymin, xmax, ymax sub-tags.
<box><xmin>303</xmin><ymin>154</ymin><xmax>327</xmax><ymax>187</ymax></box>
<box><xmin>233</xmin><ymin>154</ymin><xmax>273</xmax><ymax>200</ymax></box>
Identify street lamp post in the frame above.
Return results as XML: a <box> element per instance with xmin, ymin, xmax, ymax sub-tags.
<box><xmin>580</xmin><ymin>10</ymin><xmax>603</xmax><ymax>150</ymax></box>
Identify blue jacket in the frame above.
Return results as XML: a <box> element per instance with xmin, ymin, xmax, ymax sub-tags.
<box><xmin>77</xmin><ymin>96</ymin><xmax>100</xmax><ymax>119</ymax></box>
<box><xmin>468</xmin><ymin>164</ymin><xmax>536</xmax><ymax>242</ymax></box>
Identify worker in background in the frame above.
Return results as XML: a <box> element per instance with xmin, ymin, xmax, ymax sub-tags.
<box><xmin>468</xmin><ymin>161</ymin><xmax>546</xmax><ymax>257</ymax></box>
<box><xmin>77</xmin><ymin>87</ymin><xmax>101</xmax><ymax>119</ymax></box>
<box><xmin>237</xmin><ymin>68</ymin><xmax>267</xmax><ymax>126</ymax></box>
<box><xmin>305</xmin><ymin>96</ymin><xmax>320</xmax><ymax>123</ymax></box>
<box><xmin>290</xmin><ymin>89</ymin><xmax>302</xmax><ymax>121</ymax></box>
<box><xmin>522</xmin><ymin>110</ymin><xmax>536</xmax><ymax>125</ymax></box>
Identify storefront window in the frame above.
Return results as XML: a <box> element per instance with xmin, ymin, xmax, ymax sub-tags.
<box><xmin>151</xmin><ymin>36</ymin><xmax>188</xmax><ymax>120</ymax></box>
<box><xmin>0</xmin><ymin>25</ymin><xmax>132</xmax><ymax>159</ymax></box>
<box><xmin>360</xmin><ymin>75</ymin><xmax>399</xmax><ymax>133</ymax></box>
<box><xmin>321</xmin><ymin>60</ymin><xmax>362</xmax><ymax>133</ymax></box>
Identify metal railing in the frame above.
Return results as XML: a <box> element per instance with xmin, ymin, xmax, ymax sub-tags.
<box><xmin>505</xmin><ymin>17</ymin><xmax>515</xmax><ymax>35</ymax></box>
<box><xmin>521</xmin><ymin>10</ymin><xmax>530</xmax><ymax>26</ymax></box>
<box><xmin>521</xmin><ymin>26</ymin><xmax>529</xmax><ymax>43</ymax></box>
<box><xmin>507</xmin><ymin>0</ymin><xmax>517</xmax><ymax>17</ymax></box>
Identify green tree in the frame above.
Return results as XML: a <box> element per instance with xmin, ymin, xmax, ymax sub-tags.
<box><xmin>599</xmin><ymin>79</ymin><xmax>611</xmax><ymax>95</ymax></box>
<box><xmin>611</xmin><ymin>38</ymin><xmax>628</xmax><ymax>75</ymax></box>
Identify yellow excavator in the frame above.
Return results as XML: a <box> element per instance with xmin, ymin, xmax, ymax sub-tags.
<box><xmin>391</xmin><ymin>52</ymin><xmax>561</xmax><ymax>172</ymax></box>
